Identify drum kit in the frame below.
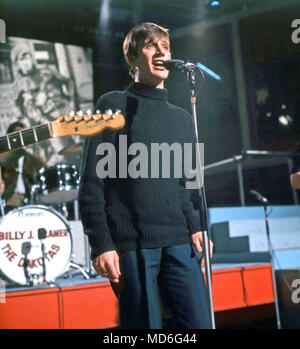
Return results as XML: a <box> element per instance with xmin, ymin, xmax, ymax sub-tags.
<box><xmin>0</xmin><ymin>109</ymin><xmax>126</xmax><ymax>287</ymax></box>
<box><xmin>0</xmin><ymin>141</ymin><xmax>94</xmax><ymax>287</ymax></box>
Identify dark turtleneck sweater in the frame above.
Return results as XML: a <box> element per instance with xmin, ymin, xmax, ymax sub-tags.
<box><xmin>79</xmin><ymin>82</ymin><xmax>200</xmax><ymax>259</ymax></box>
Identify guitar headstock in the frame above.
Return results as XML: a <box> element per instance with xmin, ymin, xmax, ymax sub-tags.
<box><xmin>51</xmin><ymin>109</ymin><xmax>125</xmax><ymax>137</ymax></box>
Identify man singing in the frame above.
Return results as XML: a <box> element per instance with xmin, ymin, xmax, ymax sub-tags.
<box><xmin>79</xmin><ymin>22</ymin><xmax>213</xmax><ymax>329</ymax></box>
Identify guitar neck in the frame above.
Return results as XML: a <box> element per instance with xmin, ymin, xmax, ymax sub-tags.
<box><xmin>0</xmin><ymin>123</ymin><xmax>53</xmax><ymax>154</ymax></box>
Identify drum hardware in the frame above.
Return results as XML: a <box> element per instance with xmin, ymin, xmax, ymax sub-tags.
<box><xmin>68</xmin><ymin>262</ymin><xmax>90</xmax><ymax>279</ymax></box>
<box><xmin>73</xmin><ymin>200</ymin><xmax>79</xmax><ymax>220</ymax></box>
<box><xmin>59</xmin><ymin>202</ymin><xmax>69</xmax><ymax>219</ymax></box>
<box><xmin>67</xmin><ymin>219</ymin><xmax>95</xmax><ymax>278</ymax></box>
<box><xmin>29</xmin><ymin>184</ymin><xmax>40</xmax><ymax>205</ymax></box>
<box><xmin>84</xmin><ymin>235</ymin><xmax>94</xmax><ymax>276</ymax></box>
<box><xmin>58</xmin><ymin>142</ymin><xmax>84</xmax><ymax>156</ymax></box>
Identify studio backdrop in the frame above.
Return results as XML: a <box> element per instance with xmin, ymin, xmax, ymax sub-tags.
<box><xmin>0</xmin><ymin>37</ymin><xmax>94</xmax><ymax>165</ymax></box>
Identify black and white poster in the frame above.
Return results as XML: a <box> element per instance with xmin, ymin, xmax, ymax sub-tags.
<box><xmin>0</xmin><ymin>37</ymin><xmax>93</xmax><ymax>166</ymax></box>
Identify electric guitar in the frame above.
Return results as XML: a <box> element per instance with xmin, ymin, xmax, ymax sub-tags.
<box><xmin>0</xmin><ymin>109</ymin><xmax>125</xmax><ymax>155</ymax></box>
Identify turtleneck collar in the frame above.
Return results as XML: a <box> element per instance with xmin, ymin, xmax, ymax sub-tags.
<box><xmin>127</xmin><ymin>82</ymin><xmax>168</xmax><ymax>101</ymax></box>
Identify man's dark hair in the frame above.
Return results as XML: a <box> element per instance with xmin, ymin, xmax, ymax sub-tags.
<box><xmin>7</xmin><ymin>121</ymin><xmax>26</xmax><ymax>134</ymax></box>
<box><xmin>123</xmin><ymin>22</ymin><xmax>169</xmax><ymax>79</ymax></box>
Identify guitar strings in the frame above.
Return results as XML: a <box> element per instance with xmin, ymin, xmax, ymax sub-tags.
<box><xmin>0</xmin><ymin>124</ymin><xmax>50</xmax><ymax>147</ymax></box>
<box><xmin>0</xmin><ymin>116</ymin><xmax>109</xmax><ymax>148</ymax></box>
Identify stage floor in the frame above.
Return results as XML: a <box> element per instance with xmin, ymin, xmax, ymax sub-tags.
<box><xmin>0</xmin><ymin>262</ymin><xmax>274</xmax><ymax>329</ymax></box>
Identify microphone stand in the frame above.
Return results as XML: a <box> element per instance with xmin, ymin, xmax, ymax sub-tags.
<box><xmin>41</xmin><ymin>240</ymin><xmax>46</xmax><ymax>283</ymax></box>
<box><xmin>38</xmin><ymin>228</ymin><xmax>47</xmax><ymax>283</ymax></box>
<box><xmin>186</xmin><ymin>66</ymin><xmax>215</xmax><ymax>329</ymax></box>
<box><xmin>263</xmin><ymin>203</ymin><xmax>281</xmax><ymax>329</ymax></box>
<box><xmin>0</xmin><ymin>194</ymin><xmax>5</xmax><ymax>217</ymax></box>
<box><xmin>21</xmin><ymin>241</ymin><xmax>32</xmax><ymax>286</ymax></box>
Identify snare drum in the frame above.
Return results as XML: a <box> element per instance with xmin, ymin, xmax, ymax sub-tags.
<box><xmin>0</xmin><ymin>205</ymin><xmax>72</xmax><ymax>285</ymax></box>
<box><xmin>35</xmin><ymin>164</ymin><xmax>79</xmax><ymax>204</ymax></box>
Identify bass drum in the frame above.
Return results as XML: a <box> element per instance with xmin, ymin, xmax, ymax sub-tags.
<box><xmin>0</xmin><ymin>205</ymin><xmax>73</xmax><ymax>285</ymax></box>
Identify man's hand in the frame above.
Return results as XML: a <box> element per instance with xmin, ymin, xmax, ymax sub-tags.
<box><xmin>191</xmin><ymin>231</ymin><xmax>213</xmax><ymax>268</ymax></box>
<box><xmin>92</xmin><ymin>250</ymin><xmax>121</xmax><ymax>283</ymax></box>
<box><xmin>290</xmin><ymin>172</ymin><xmax>300</xmax><ymax>189</ymax></box>
<box><xmin>0</xmin><ymin>180</ymin><xmax>5</xmax><ymax>195</ymax></box>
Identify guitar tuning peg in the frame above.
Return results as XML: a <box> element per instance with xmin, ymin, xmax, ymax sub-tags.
<box><xmin>115</xmin><ymin>109</ymin><xmax>121</xmax><ymax>114</ymax></box>
<box><xmin>105</xmin><ymin>109</ymin><xmax>113</xmax><ymax>115</ymax></box>
<box><xmin>69</xmin><ymin>111</ymin><xmax>75</xmax><ymax>117</ymax></box>
<box><xmin>84</xmin><ymin>114</ymin><xmax>92</xmax><ymax>120</ymax></box>
<box><xmin>77</xmin><ymin>110</ymin><xmax>83</xmax><ymax>116</ymax></box>
<box><xmin>64</xmin><ymin>115</ymin><xmax>73</xmax><ymax>122</ymax></box>
<box><xmin>96</xmin><ymin>109</ymin><xmax>101</xmax><ymax>114</ymax></box>
<box><xmin>86</xmin><ymin>109</ymin><xmax>92</xmax><ymax>115</ymax></box>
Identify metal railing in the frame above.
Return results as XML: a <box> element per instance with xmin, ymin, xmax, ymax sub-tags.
<box><xmin>204</xmin><ymin>150</ymin><xmax>298</xmax><ymax>206</ymax></box>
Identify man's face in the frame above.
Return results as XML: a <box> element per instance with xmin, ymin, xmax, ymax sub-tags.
<box><xmin>13</xmin><ymin>126</ymin><xmax>26</xmax><ymax>132</ymax></box>
<box><xmin>17</xmin><ymin>52</ymin><xmax>33</xmax><ymax>75</ymax></box>
<box><xmin>132</xmin><ymin>35</ymin><xmax>171</xmax><ymax>88</ymax></box>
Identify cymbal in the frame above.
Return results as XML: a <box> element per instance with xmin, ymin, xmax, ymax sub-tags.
<box><xmin>59</xmin><ymin>142</ymin><xmax>83</xmax><ymax>156</ymax></box>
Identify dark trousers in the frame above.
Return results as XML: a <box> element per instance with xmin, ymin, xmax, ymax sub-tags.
<box><xmin>116</xmin><ymin>244</ymin><xmax>210</xmax><ymax>329</ymax></box>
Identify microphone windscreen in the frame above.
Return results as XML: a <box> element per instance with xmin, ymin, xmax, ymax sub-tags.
<box><xmin>21</xmin><ymin>241</ymin><xmax>31</xmax><ymax>255</ymax></box>
<box><xmin>249</xmin><ymin>190</ymin><xmax>269</xmax><ymax>203</ymax></box>
<box><xmin>38</xmin><ymin>228</ymin><xmax>47</xmax><ymax>239</ymax></box>
<box><xmin>163</xmin><ymin>59</ymin><xmax>184</xmax><ymax>71</ymax></box>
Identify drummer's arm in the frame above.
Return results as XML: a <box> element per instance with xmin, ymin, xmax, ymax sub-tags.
<box><xmin>0</xmin><ymin>180</ymin><xmax>5</xmax><ymax>195</ymax></box>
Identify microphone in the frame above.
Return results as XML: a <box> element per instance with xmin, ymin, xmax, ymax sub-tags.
<box><xmin>21</xmin><ymin>241</ymin><xmax>31</xmax><ymax>255</ymax></box>
<box><xmin>163</xmin><ymin>59</ymin><xmax>198</xmax><ymax>72</ymax></box>
<box><xmin>21</xmin><ymin>241</ymin><xmax>31</xmax><ymax>285</ymax></box>
<box><xmin>38</xmin><ymin>228</ymin><xmax>47</xmax><ymax>240</ymax></box>
<box><xmin>249</xmin><ymin>190</ymin><xmax>270</xmax><ymax>205</ymax></box>
<box><xmin>38</xmin><ymin>228</ymin><xmax>47</xmax><ymax>282</ymax></box>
